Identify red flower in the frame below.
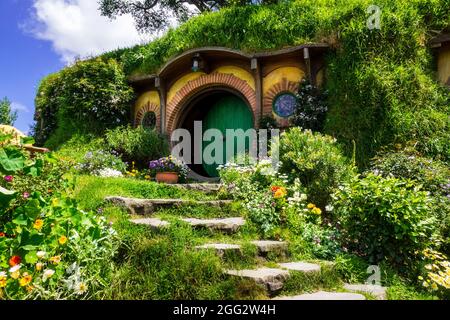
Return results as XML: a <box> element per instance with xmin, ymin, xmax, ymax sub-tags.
<box><xmin>0</xmin><ymin>232</ymin><xmax>5</xmax><ymax>237</ymax></box>
<box><xmin>271</xmin><ymin>186</ymin><xmax>281</xmax><ymax>193</ymax></box>
<box><xmin>9</xmin><ymin>255</ymin><xmax>21</xmax><ymax>267</ymax></box>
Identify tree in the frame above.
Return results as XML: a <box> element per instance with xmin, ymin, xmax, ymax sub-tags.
<box><xmin>0</xmin><ymin>97</ymin><xmax>18</xmax><ymax>126</ymax></box>
<box><xmin>98</xmin><ymin>0</ymin><xmax>237</xmax><ymax>33</ymax></box>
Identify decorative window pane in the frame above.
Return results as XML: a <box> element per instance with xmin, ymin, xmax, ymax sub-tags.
<box><xmin>141</xmin><ymin>111</ymin><xmax>156</xmax><ymax>130</ymax></box>
<box><xmin>272</xmin><ymin>92</ymin><xmax>297</xmax><ymax>118</ymax></box>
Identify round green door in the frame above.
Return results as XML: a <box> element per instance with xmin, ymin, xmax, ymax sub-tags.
<box><xmin>202</xmin><ymin>95</ymin><xmax>253</xmax><ymax>177</ymax></box>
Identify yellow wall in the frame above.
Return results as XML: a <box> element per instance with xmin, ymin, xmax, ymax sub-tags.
<box><xmin>263</xmin><ymin>67</ymin><xmax>304</xmax><ymax>94</ymax></box>
<box><xmin>438</xmin><ymin>47</ymin><xmax>450</xmax><ymax>86</ymax></box>
<box><xmin>134</xmin><ymin>91</ymin><xmax>160</xmax><ymax>118</ymax></box>
<box><xmin>213</xmin><ymin>66</ymin><xmax>255</xmax><ymax>90</ymax></box>
<box><xmin>167</xmin><ymin>72</ymin><xmax>206</xmax><ymax>103</ymax></box>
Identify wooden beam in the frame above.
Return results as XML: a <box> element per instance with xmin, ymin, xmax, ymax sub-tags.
<box><xmin>156</xmin><ymin>77</ymin><xmax>167</xmax><ymax>135</ymax></box>
<box><xmin>303</xmin><ymin>47</ymin><xmax>312</xmax><ymax>83</ymax></box>
<box><xmin>251</xmin><ymin>58</ymin><xmax>263</xmax><ymax>127</ymax></box>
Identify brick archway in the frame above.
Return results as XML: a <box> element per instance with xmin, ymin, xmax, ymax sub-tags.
<box><xmin>263</xmin><ymin>77</ymin><xmax>299</xmax><ymax>117</ymax></box>
<box><xmin>135</xmin><ymin>102</ymin><xmax>161</xmax><ymax>132</ymax></box>
<box><xmin>166</xmin><ymin>73</ymin><xmax>257</xmax><ymax>134</ymax></box>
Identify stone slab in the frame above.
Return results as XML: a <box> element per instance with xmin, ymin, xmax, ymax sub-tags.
<box><xmin>251</xmin><ymin>240</ymin><xmax>288</xmax><ymax>254</ymax></box>
<box><xmin>278</xmin><ymin>262</ymin><xmax>321</xmax><ymax>273</ymax></box>
<box><xmin>343</xmin><ymin>284</ymin><xmax>387</xmax><ymax>300</ymax></box>
<box><xmin>182</xmin><ymin>217</ymin><xmax>245</xmax><ymax>234</ymax></box>
<box><xmin>274</xmin><ymin>291</ymin><xmax>366</xmax><ymax>300</ymax></box>
<box><xmin>225</xmin><ymin>268</ymin><xmax>290</xmax><ymax>294</ymax></box>
<box><xmin>105</xmin><ymin>196</ymin><xmax>232</xmax><ymax>215</ymax></box>
<box><xmin>130</xmin><ymin>218</ymin><xmax>170</xmax><ymax>230</ymax></box>
<box><xmin>195</xmin><ymin>243</ymin><xmax>241</xmax><ymax>257</ymax></box>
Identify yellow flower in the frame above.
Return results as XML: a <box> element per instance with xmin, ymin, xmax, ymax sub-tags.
<box><xmin>26</xmin><ymin>285</ymin><xmax>34</xmax><ymax>293</ymax></box>
<box><xmin>274</xmin><ymin>189</ymin><xmax>285</xmax><ymax>199</ymax></box>
<box><xmin>36</xmin><ymin>262</ymin><xmax>44</xmax><ymax>271</ymax></box>
<box><xmin>311</xmin><ymin>207</ymin><xmax>322</xmax><ymax>215</ymax></box>
<box><xmin>0</xmin><ymin>278</ymin><xmax>6</xmax><ymax>288</ymax></box>
<box><xmin>307</xmin><ymin>203</ymin><xmax>316</xmax><ymax>209</ymax></box>
<box><xmin>19</xmin><ymin>275</ymin><xmax>32</xmax><ymax>287</ymax></box>
<box><xmin>33</xmin><ymin>219</ymin><xmax>44</xmax><ymax>231</ymax></box>
<box><xmin>51</xmin><ymin>198</ymin><xmax>59</xmax><ymax>206</ymax></box>
<box><xmin>59</xmin><ymin>235</ymin><xmax>68</xmax><ymax>245</ymax></box>
<box><xmin>144</xmin><ymin>175</ymin><xmax>151</xmax><ymax>180</ymax></box>
<box><xmin>431</xmin><ymin>283</ymin><xmax>438</xmax><ymax>291</ymax></box>
<box><xmin>49</xmin><ymin>255</ymin><xmax>61</xmax><ymax>265</ymax></box>
<box><xmin>10</xmin><ymin>271</ymin><xmax>20</xmax><ymax>279</ymax></box>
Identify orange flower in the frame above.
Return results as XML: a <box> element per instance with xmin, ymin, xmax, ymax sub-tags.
<box><xmin>274</xmin><ymin>187</ymin><xmax>287</xmax><ymax>199</ymax></box>
<box><xmin>271</xmin><ymin>186</ymin><xmax>281</xmax><ymax>193</ymax></box>
<box><xmin>58</xmin><ymin>235</ymin><xmax>68</xmax><ymax>245</ymax></box>
<box><xmin>9</xmin><ymin>255</ymin><xmax>21</xmax><ymax>267</ymax></box>
<box><xmin>0</xmin><ymin>232</ymin><xmax>5</xmax><ymax>237</ymax></box>
<box><xmin>19</xmin><ymin>275</ymin><xmax>32</xmax><ymax>287</ymax></box>
<box><xmin>33</xmin><ymin>219</ymin><xmax>44</xmax><ymax>231</ymax></box>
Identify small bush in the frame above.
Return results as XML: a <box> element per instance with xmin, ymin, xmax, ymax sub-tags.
<box><xmin>291</xmin><ymin>78</ymin><xmax>328</xmax><ymax>132</ymax></box>
<box><xmin>105</xmin><ymin>125</ymin><xmax>169</xmax><ymax>168</ymax></box>
<box><xmin>332</xmin><ymin>173</ymin><xmax>436</xmax><ymax>268</ymax></box>
<box><xmin>301</xmin><ymin>223</ymin><xmax>342</xmax><ymax>260</ymax></box>
<box><xmin>278</xmin><ymin>128</ymin><xmax>356</xmax><ymax>208</ymax></box>
<box><xmin>76</xmin><ymin>150</ymin><xmax>126</xmax><ymax>176</ymax></box>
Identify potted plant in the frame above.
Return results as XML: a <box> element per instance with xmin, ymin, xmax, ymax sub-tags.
<box><xmin>149</xmin><ymin>156</ymin><xmax>188</xmax><ymax>184</ymax></box>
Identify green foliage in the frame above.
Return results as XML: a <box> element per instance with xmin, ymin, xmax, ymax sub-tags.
<box><xmin>292</xmin><ymin>78</ymin><xmax>328</xmax><ymax>131</ymax></box>
<box><xmin>0</xmin><ymin>192</ymin><xmax>117</xmax><ymax>299</ymax></box>
<box><xmin>332</xmin><ymin>173</ymin><xmax>436</xmax><ymax>268</ymax></box>
<box><xmin>301</xmin><ymin>222</ymin><xmax>342</xmax><ymax>260</ymax></box>
<box><xmin>0</xmin><ymin>97</ymin><xmax>17</xmax><ymax>126</ymax></box>
<box><xmin>106</xmin><ymin>125</ymin><xmax>169</xmax><ymax>167</ymax></box>
<box><xmin>278</xmin><ymin>127</ymin><xmax>356</xmax><ymax>208</ymax></box>
<box><xmin>34</xmin><ymin>59</ymin><xmax>134</xmax><ymax>148</ymax></box>
<box><xmin>368</xmin><ymin>146</ymin><xmax>450</xmax><ymax>253</ymax></box>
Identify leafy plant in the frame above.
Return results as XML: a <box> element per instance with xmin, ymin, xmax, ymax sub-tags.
<box><xmin>0</xmin><ymin>97</ymin><xmax>18</xmax><ymax>126</ymax></box>
<box><xmin>105</xmin><ymin>125</ymin><xmax>169</xmax><ymax>168</ymax></box>
<box><xmin>291</xmin><ymin>78</ymin><xmax>328</xmax><ymax>132</ymax></box>
<box><xmin>332</xmin><ymin>173</ymin><xmax>436</xmax><ymax>268</ymax></box>
<box><xmin>278</xmin><ymin>127</ymin><xmax>356</xmax><ymax>209</ymax></box>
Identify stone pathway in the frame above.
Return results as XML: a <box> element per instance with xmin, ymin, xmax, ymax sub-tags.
<box><xmin>111</xmin><ymin>190</ymin><xmax>389</xmax><ymax>300</ymax></box>
<box><xmin>105</xmin><ymin>196</ymin><xmax>232</xmax><ymax>215</ymax></box>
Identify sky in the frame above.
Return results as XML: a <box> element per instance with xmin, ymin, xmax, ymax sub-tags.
<box><xmin>0</xmin><ymin>0</ymin><xmax>152</xmax><ymax>134</ymax></box>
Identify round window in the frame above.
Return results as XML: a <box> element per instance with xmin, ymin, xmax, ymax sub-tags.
<box><xmin>141</xmin><ymin>111</ymin><xmax>156</xmax><ymax>130</ymax></box>
<box><xmin>272</xmin><ymin>92</ymin><xmax>297</xmax><ymax>118</ymax></box>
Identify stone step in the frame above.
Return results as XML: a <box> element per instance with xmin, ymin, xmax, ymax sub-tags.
<box><xmin>182</xmin><ymin>217</ymin><xmax>245</xmax><ymax>234</ymax></box>
<box><xmin>251</xmin><ymin>240</ymin><xmax>288</xmax><ymax>255</ymax></box>
<box><xmin>195</xmin><ymin>240</ymin><xmax>288</xmax><ymax>257</ymax></box>
<box><xmin>130</xmin><ymin>217</ymin><xmax>245</xmax><ymax>234</ymax></box>
<box><xmin>278</xmin><ymin>262</ymin><xmax>321</xmax><ymax>273</ymax></box>
<box><xmin>343</xmin><ymin>284</ymin><xmax>387</xmax><ymax>300</ymax></box>
<box><xmin>273</xmin><ymin>291</ymin><xmax>366</xmax><ymax>300</ymax></box>
<box><xmin>172</xmin><ymin>183</ymin><xmax>223</xmax><ymax>194</ymax></box>
<box><xmin>225</xmin><ymin>268</ymin><xmax>290</xmax><ymax>294</ymax></box>
<box><xmin>106</xmin><ymin>196</ymin><xmax>232</xmax><ymax>215</ymax></box>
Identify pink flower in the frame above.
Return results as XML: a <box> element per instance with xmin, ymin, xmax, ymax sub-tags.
<box><xmin>4</xmin><ymin>175</ymin><xmax>13</xmax><ymax>183</ymax></box>
<box><xmin>23</xmin><ymin>192</ymin><xmax>30</xmax><ymax>199</ymax></box>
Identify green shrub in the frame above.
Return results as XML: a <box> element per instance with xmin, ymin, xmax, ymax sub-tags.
<box><xmin>278</xmin><ymin>127</ymin><xmax>356</xmax><ymax>208</ymax></box>
<box><xmin>332</xmin><ymin>173</ymin><xmax>436</xmax><ymax>268</ymax></box>
<box><xmin>368</xmin><ymin>147</ymin><xmax>450</xmax><ymax>253</ymax></box>
<box><xmin>105</xmin><ymin>125</ymin><xmax>169</xmax><ymax>168</ymax></box>
<box><xmin>301</xmin><ymin>222</ymin><xmax>342</xmax><ymax>260</ymax></box>
<box><xmin>35</xmin><ymin>58</ymin><xmax>134</xmax><ymax>148</ymax></box>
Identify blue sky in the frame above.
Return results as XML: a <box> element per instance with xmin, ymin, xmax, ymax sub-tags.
<box><xmin>0</xmin><ymin>0</ymin><xmax>149</xmax><ymax>134</ymax></box>
<box><xmin>0</xmin><ymin>0</ymin><xmax>62</xmax><ymax>134</ymax></box>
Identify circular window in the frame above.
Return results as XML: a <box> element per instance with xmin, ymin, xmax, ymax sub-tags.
<box><xmin>272</xmin><ymin>92</ymin><xmax>297</xmax><ymax>118</ymax></box>
<box><xmin>141</xmin><ymin>111</ymin><xmax>156</xmax><ymax>130</ymax></box>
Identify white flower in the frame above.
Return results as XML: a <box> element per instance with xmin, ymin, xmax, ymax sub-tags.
<box><xmin>37</xmin><ymin>251</ymin><xmax>46</xmax><ymax>259</ymax></box>
<box><xmin>325</xmin><ymin>205</ymin><xmax>334</xmax><ymax>212</ymax></box>
<box><xmin>0</xmin><ymin>271</ymin><xmax>6</xmax><ymax>277</ymax></box>
<box><xmin>75</xmin><ymin>282</ymin><xmax>88</xmax><ymax>295</ymax></box>
<box><xmin>9</xmin><ymin>265</ymin><xmax>21</xmax><ymax>273</ymax></box>
<box><xmin>96</xmin><ymin>168</ymin><xmax>123</xmax><ymax>177</ymax></box>
<box><xmin>43</xmin><ymin>269</ymin><xmax>55</xmax><ymax>282</ymax></box>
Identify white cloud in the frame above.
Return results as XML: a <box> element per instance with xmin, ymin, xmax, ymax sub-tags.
<box><xmin>11</xmin><ymin>102</ymin><xmax>30</xmax><ymax>113</ymax></box>
<box><xmin>26</xmin><ymin>0</ymin><xmax>153</xmax><ymax>63</ymax></box>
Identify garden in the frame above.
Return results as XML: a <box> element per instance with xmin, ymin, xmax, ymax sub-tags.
<box><xmin>1</xmin><ymin>0</ymin><xmax>449</xmax><ymax>300</ymax></box>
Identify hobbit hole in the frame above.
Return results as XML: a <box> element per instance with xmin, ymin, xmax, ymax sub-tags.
<box><xmin>130</xmin><ymin>45</ymin><xmax>329</xmax><ymax>176</ymax></box>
